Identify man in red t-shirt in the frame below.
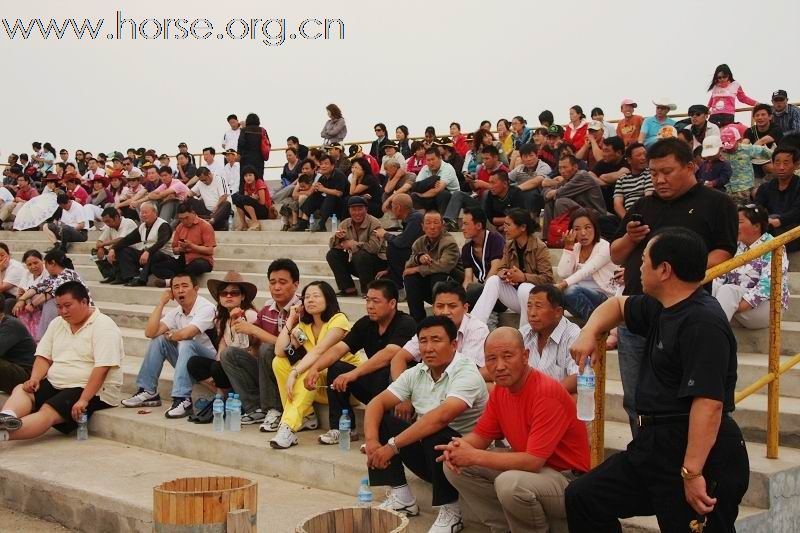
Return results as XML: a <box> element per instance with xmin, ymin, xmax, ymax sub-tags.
<box><xmin>437</xmin><ymin>327</ymin><xmax>589</xmax><ymax>533</ymax></box>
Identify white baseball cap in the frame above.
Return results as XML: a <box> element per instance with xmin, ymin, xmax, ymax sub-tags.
<box><xmin>701</xmin><ymin>135</ymin><xmax>723</xmax><ymax>158</ymax></box>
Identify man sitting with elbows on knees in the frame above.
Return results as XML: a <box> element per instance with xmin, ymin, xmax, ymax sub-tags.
<box><xmin>438</xmin><ymin>327</ymin><xmax>590</xmax><ymax>533</ymax></box>
<box><xmin>0</xmin><ymin>282</ymin><xmax>123</xmax><ymax>442</ymax></box>
<box><xmin>365</xmin><ymin>315</ymin><xmax>488</xmax><ymax>533</ymax></box>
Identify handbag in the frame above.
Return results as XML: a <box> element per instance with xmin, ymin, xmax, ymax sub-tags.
<box><xmin>260</xmin><ymin>127</ymin><xmax>272</xmax><ymax>161</ymax></box>
<box><xmin>547</xmin><ymin>209</ymin><xmax>574</xmax><ymax>248</ymax></box>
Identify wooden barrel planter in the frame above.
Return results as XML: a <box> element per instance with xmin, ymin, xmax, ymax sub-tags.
<box><xmin>154</xmin><ymin>476</ymin><xmax>257</xmax><ymax>532</ymax></box>
<box><xmin>296</xmin><ymin>507</ymin><xmax>408</xmax><ymax>533</ymax></box>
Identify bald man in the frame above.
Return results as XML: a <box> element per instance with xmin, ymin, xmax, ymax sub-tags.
<box><xmin>437</xmin><ymin>327</ymin><xmax>590</xmax><ymax>533</ymax></box>
<box><xmin>374</xmin><ymin>193</ymin><xmax>424</xmax><ymax>290</ymax></box>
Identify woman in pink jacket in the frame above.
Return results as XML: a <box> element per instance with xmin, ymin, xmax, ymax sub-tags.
<box><xmin>707</xmin><ymin>64</ymin><xmax>758</xmax><ymax>128</ymax></box>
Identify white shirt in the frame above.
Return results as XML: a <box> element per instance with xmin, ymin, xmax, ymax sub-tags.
<box><xmin>124</xmin><ymin>167</ymin><xmax>143</xmax><ymax>180</ymax></box>
<box><xmin>381</xmin><ymin>152</ymin><xmax>406</xmax><ymax>175</ymax></box>
<box><xmin>222</xmin><ymin>128</ymin><xmax>241</xmax><ymax>150</ymax></box>
<box><xmin>1</xmin><ymin>259</ymin><xmax>26</xmax><ymax>292</ymax></box>
<box><xmin>416</xmin><ymin>161</ymin><xmax>460</xmax><ymax>193</ymax></box>
<box><xmin>161</xmin><ymin>296</ymin><xmax>217</xmax><ymax>352</ymax></box>
<box><xmin>202</xmin><ymin>159</ymin><xmax>225</xmax><ymax>180</ymax></box>
<box><xmin>222</xmin><ymin>162</ymin><xmax>240</xmax><ymax>194</ymax></box>
<box><xmin>19</xmin><ymin>269</ymin><xmax>47</xmax><ymax>291</ymax></box>
<box><xmin>59</xmin><ymin>201</ymin><xmax>91</xmax><ymax>228</ymax></box>
<box><xmin>83</xmin><ymin>168</ymin><xmax>106</xmax><ymax>181</ymax></box>
<box><xmin>402</xmin><ymin>313</ymin><xmax>489</xmax><ymax>366</ymax></box>
<box><xmin>684</xmin><ymin>122</ymin><xmax>721</xmax><ymax>150</ymax></box>
<box><xmin>191</xmin><ymin>175</ymin><xmax>230</xmax><ymax>210</ymax></box>
<box><xmin>0</xmin><ymin>187</ymin><xmax>13</xmax><ymax>203</ymax></box>
<box><xmin>520</xmin><ymin>316</ymin><xmax>580</xmax><ymax>382</ymax></box>
<box><xmin>99</xmin><ymin>217</ymin><xmax>139</xmax><ymax>248</ymax></box>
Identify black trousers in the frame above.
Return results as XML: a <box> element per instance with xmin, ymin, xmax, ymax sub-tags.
<box><xmin>411</xmin><ymin>190</ymin><xmax>451</xmax><ymax>214</ymax></box>
<box><xmin>326</xmin><ymin>248</ymin><xmax>388</xmax><ymax>293</ymax></box>
<box><xmin>186</xmin><ymin>356</ymin><xmax>231</xmax><ymax>389</ymax></box>
<box><xmin>386</xmin><ymin>241</ymin><xmax>412</xmax><ymax>290</ymax></box>
<box><xmin>403</xmin><ymin>272</ymin><xmax>452</xmax><ymax>323</ymax></box>
<box><xmin>47</xmin><ymin>223</ymin><xmax>87</xmax><ymax>252</ymax></box>
<box><xmin>326</xmin><ymin>362</ymin><xmax>390</xmax><ymax>431</ymax></box>
<box><xmin>188</xmin><ymin>198</ymin><xmax>232</xmax><ymax>231</ymax></box>
<box><xmin>231</xmin><ymin>193</ymin><xmax>269</xmax><ymax>221</ymax></box>
<box><xmin>301</xmin><ymin>192</ymin><xmax>344</xmax><ymax>224</ymax></box>
<box><xmin>151</xmin><ymin>255</ymin><xmax>213</xmax><ymax>281</ymax></box>
<box><xmin>117</xmin><ymin>248</ymin><xmax>172</xmax><ymax>282</ymax></box>
<box><xmin>368</xmin><ymin>412</ymin><xmax>461</xmax><ymax>506</ymax></box>
<box><xmin>119</xmin><ymin>206</ymin><xmax>139</xmax><ymax>222</ymax></box>
<box><xmin>565</xmin><ymin>416</ymin><xmax>750</xmax><ymax>533</ymax></box>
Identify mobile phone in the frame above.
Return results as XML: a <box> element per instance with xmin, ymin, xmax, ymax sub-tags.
<box><xmin>629</xmin><ymin>213</ymin><xmax>644</xmax><ymax>224</ymax></box>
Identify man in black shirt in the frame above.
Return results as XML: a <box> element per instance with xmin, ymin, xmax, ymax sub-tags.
<box><xmin>295</xmin><ymin>155</ymin><xmax>348</xmax><ymax>232</ymax></box>
<box><xmin>566</xmin><ymin>227</ymin><xmax>749</xmax><ymax>532</ymax></box>
<box><xmin>610</xmin><ymin>138</ymin><xmax>737</xmax><ymax>435</ymax></box>
<box><xmin>0</xmin><ymin>294</ymin><xmax>36</xmax><ymax>393</ymax></box>
<box><xmin>482</xmin><ymin>170</ymin><xmax>524</xmax><ymax>234</ymax></box>
<box><xmin>303</xmin><ymin>279</ymin><xmax>416</xmax><ymax>445</ymax></box>
<box><xmin>755</xmin><ymin>146</ymin><xmax>800</xmax><ymax>252</ymax></box>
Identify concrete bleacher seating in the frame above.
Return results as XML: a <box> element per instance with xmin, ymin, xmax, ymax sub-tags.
<box><xmin>1</xmin><ymin>226</ymin><xmax>799</xmax><ymax>532</ymax></box>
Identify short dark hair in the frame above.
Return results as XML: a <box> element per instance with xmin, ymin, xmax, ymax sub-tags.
<box><xmin>287</xmin><ymin>135</ymin><xmax>300</xmax><ymax>144</ymax></box>
<box><xmin>450</xmin><ymin>122</ymin><xmax>461</xmax><ymax>131</ymax></box>
<box><xmin>410</xmin><ymin>140</ymin><xmax>424</xmax><ymax>153</ymax></box>
<box><xmin>490</xmin><ymin>170</ymin><xmax>510</xmax><ymax>183</ymax></box>
<box><xmin>462</xmin><ymin>206</ymin><xmax>487</xmax><ymax>228</ymax></box>
<box><xmin>738</xmin><ymin>204</ymin><xmax>769</xmax><ymax>234</ymax></box>
<box><xmin>176</xmin><ymin>202</ymin><xmax>194</xmax><ymax>215</ymax></box>
<box><xmin>432</xmin><ymin>279</ymin><xmax>467</xmax><ymax>304</ymax></box>
<box><xmin>519</xmin><ymin>143</ymin><xmax>537</xmax><ymax>156</ymax></box>
<box><xmin>227</xmin><ymin>114</ymin><xmax>238</xmax><ymax>121</ymax></box>
<box><xmin>417</xmin><ymin>315</ymin><xmax>458</xmax><ymax>342</ymax></box>
<box><xmin>317</xmin><ymin>154</ymin><xmax>333</xmax><ymax>165</ymax></box>
<box><xmin>604</xmin><ymin>136</ymin><xmax>625</xmax><ymax>154</ymax></box>
<box><xmin>538</xmin><ymin>110</ymin><xmax>554</xmax><ymax>126</ymax></box>
<box><xmin>753</xmin><ymin>103</ymin><xmax>773</xmax><ymax>116</ymax></box>
<box><xmin>480</xmin><ymin>145</ymin><xmax>500</xmax><ymax>158</ymax></box>
<box><xmin>773</xmin><ymin>146</ymin><xmax>800</xmax><ymax>163</ymax></box>
<box><xmin>176</xmin><ymin>152</ymin><xmax>189</xmax><ymax>160</ymax></box>
<box><xmin>591</xmin><ymin>107</ymin><xmax>604</xmax><ymax>117</ymax></box>
<box><xmin>0</xmin><ymin>242</ymin><xmax>8</xmax><ymax>254</ymax></box>
<box><xmin>101</xmin><ymin>206</ymin><xmax>120</xmax><ymax>219</ymax></box>
<box><xmin>285</xmin><ymin>147</ymin><xmax>297</xmax><ymax>156</ymax></box>
<box><xmin>367</xmin><ymin>279</ymin><xmax>398</xmax><ymax>302</ymax></box>
<box><xmin>299</xmin><ymin>281</ymin><xmax>341</xmax><ymax>324</ymax></box>
<box><xmin>158</xmin><ymin>166</ymin><xmax>173</xmax><ymax>176</ymax></box>
<box><xmin>54</xmin><ymin>280</ymin><xmax>90</xmax><ymax>303</ymax></box>
<box><xmin>196</xmin><ymin>167</ymin><xmax>211</xmax><ymax>178</ymax></box>
<box><xmin>56</xmin><ymin>193</ymin><xmax>70</xmax><ymax>205</ymax></box>
<box><xmin>647</xmin><ymin>138</ymin><xmax>693</xmax><ymax>166</ymax></box>
<box><xmin>677</xmin><ymin>129</ymin><xmax>694</xmax><ymax>144</ymax></box>
<box><xmin>203</xmin><ymin>147</ymin><xmax>216</xmax><ymax>155</ymax></box>
<box><xmin>268</xmin><ymin>258</ymin><xmax>300</xmax><ymax>282</ymax></box>
<box><xmin>241</xmin><ymin>165</ymin><xmax>257</xmax><ymax>176</ymax></box>
<box><xmin>506</xmin><ymin>207</ymin><xmax>538</xmax><ymax>234</ymax></box>
<box><xmin>647</xmin><ymin>227</ymin><xmax>708</xmax><ymax>283</ymax></box>
<box><xmin>529</xmin><ymin>284</ymin><xmax>564</xmax><ymax>308</ymax></box>
<box><xmin>424</xmin><ymin>147</ymin><xmax>441</xmax><ymax>158</ymax></box>
<box><xmin>625</xmin><ymin>142</ymin><xmax>646</xmax><ymax>161</ymax></box>
<box><xmin>171</xmin><ymin>273</ymin><xmax>198</xmax><ymax>287</ymax></box>
<box><xmin>569</xmin><ymin>208</ymin><xmax>601</xmax><ymax>244</ymax></box>
<box><xmin>559</xmin><ymin>154</ymin><xmax>579</xmax><ymax>167</ymax></box>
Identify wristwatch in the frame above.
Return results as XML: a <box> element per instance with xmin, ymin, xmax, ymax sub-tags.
<box><xmin>387</xmin><ymin>437</ymin><xmax>400</xmax><ymax>455</ymax></box>
<box><xmin>681</xmin><ymin>466</ymin><xmax>702</xmax><ymax>480</ymax></box>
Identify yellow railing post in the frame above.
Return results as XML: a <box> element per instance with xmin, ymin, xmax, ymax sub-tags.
<box><xmin>767</xmin><ymin>245</ymin><xmax>784</xmax><ymax>459</ymax></box>
<box><xmin>591</xmin><ymin>334</ymin><xmax>608</xmax><ymax>468</ymax></box>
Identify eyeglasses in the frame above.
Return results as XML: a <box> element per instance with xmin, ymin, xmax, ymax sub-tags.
<box><xmin>219</xmin><ymin>290</ymin><xmax>242</xmax><ymax>297</ymax></box>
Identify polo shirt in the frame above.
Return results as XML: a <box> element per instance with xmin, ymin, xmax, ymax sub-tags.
<box><xmin>36</xmin><ymin>310</ymin><xmax>124</xmax><ymax>405</ymax></box>
<box><xmin>161</xmin><ymin>296</ymin><xmax>217</xmax><ymax>352</ymax></box>
<box><xmin>255</xmin><ymin>294</ymin><xmax>301</xmax><ymax>337</ymax></box>
<box><xmin>508</xmin><ymin>160</ymin><xmax>552</xmax><ymax>186</ymax></box>
<box><xmin>415</xmin><ymin>162</ymin><xmax>460</xmax><ymax>193</ymax></box>
<box><xmin>614</xmin><ymin>184</ymin><xmax>737</xmax><ymax>295</ymax></box>
<box><xmin>98</xmin><ymin>217</ymin><xmax>138</xmax><ymax>245</ymax></box>
<box><xmin>59</xmin><ymin>201</ymin><xmax>90</xmax><ymax>228</ymax></box>
<box><xmin>520</xmin><ymin>317</ymin><xmax>580</xmax><ymax>382</ymax></box>
<box><xmin>402</xmin><ymin>313</ymin><xmax>489</xmax><ymax>366</ymax></box>
<box><xmin>388</xmin><ymin>352</ymin><xmax>488</xmax><ymax>435</ymax></box>
<box><xmin>172</xmin><ymin>217</ymin><xmax>216</xmax><ymax>266</ymax></box>
<box><xmin>473</xmin><ymin>370</ymin><xmax>590</xmax><ymax>472</ymax></box>
<box><xmin>342</xmin><ymin>311</ymin><xmax>416</xmax><ymax>359</ymax></box>
<box><xmin>296</xmin><ymin>312</ymin><xmax>361</xmax><ymax>367</ymax></box>
<box><xmin>15</xmin><ymin>186</ymin><xmax>39</xmax><ymax>201</ymax></box>
<box><xmin>203</xmin><ymin>160</ymin><xmax>225</xmax><ymax>181</ymax></box>
<box><xmin>484</xmin><ymin>186</ymin><xmax>525</xmax><ymax>222</ymax></box>
<box><xmin>222</xmin><ymin>163</ymin><xmax>241</xmax><ymax>194</ymax></box>
<box><xmin>191</xmin><ymin>175</ymin><xmax>231</xmax><ymax>210</ymax></box>
<box><xmin>614</xmin><ymin>169</ymin><xmax>653</xmax><ymax>211</ymax></box>
<box><xmin>625</xmin><ymin>290</ymin><xmax>737</xmax><ymax>414</ymax></box>
<box><xmin>0</xmin><ymin>314</ymin><xmax>36</xmax><ymax>368</ymax></box>
<box><xmin>460</xmin><ymin>231</ymin><xmax>505</xmax><ymax>284</ymax></box>
<box><xmin>154</xmin><ymin>179</ymin><xmax>190</xmax><ymax>201</ymax></box>
<box><xmin>641</xmin><ymin>116</ymin><xmax>676</xmax><ymax>147</ymax></box>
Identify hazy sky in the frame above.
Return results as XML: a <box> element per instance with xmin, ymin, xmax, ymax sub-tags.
<box><xmin>3</xmin><ymin>0</ymin><xmax>799</xmax><ymax>169</ymax></box>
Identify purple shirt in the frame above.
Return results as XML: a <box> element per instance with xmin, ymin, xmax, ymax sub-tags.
<box><xmin>460</xmin><ymin>230</ymin><xmax>505</xmax><ymax>283</ymax></box>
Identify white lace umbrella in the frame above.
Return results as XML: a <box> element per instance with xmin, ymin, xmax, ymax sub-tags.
<box><xmin>12</xmin><ymin>192</ymin><xmax>58</xmax><ymax>231</ymax></box>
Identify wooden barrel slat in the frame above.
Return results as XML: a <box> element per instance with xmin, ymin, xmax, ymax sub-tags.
<box><xmin>154</xmin><ymin>476</ymin><xmax>257</xmax><ymax>533</ymax></box>
<box><xmin>296</xmin><ymin>507</ymin><xmax>408</xmax><ymax>533</ymax></box>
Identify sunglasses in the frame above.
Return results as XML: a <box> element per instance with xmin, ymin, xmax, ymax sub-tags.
<box><xmin>691</xmin><ymin>112</ymin><xmax>705</xmax><ymax>117</ymax></box>
<box><xmin>219</xmin><ymin>290</ymin><xmax>242</xmax><ymax>297</ymax></box>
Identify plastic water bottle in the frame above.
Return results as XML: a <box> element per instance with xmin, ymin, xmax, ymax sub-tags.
<box><xmin>307</xmin><ymin>214</ymin><xmax>315</xmax><ymax>232</ymax></box>
<box><xmin>229</xmin><ymin>394</ymin><xmax>242</xmax><ymax>432</ymax></box>
<box><xmin>76</xmin><ymin>413</ymin><xmax>88</xmax><ymax>441</ymax></box>
<box><xmin>577</xmin><ymin>357</ymin><xmax>596</xmax><ymax>421</ymax></box>
<box><xmin>357</xmin><ymin>478</ymin><xmax>373</xmax><ymax>507</ymax></box>
<box><xmin>225</xmin><ymin>392</ymin><xmax>235</xmax><ymax>431</ymax></box>
<box><xmin>235</xmin><ymin>317</ymin><xmax>249</xmax><ymax>348</ymax></box>
<box><xmin>339</xmin><ymin>409</ymin><xmax>351</xmax><ymax>451</ymax></box>
<box><xmin>330</xmin><ymin>214</ymin><xmax>338</xmax><ymax>234</ymax></box>
<box><xmin>213</xmin><ymin>394</ymin><xmax>225</xmax><ymax>432</ymax></box>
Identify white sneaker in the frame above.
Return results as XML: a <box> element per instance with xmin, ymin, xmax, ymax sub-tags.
<box><xmin>298</xmin><ymin>412</ymin><xmax>319</xmax><ymax>431</ymax></box>
<box><xmin>259</xmin><ymin>409</ymin><xmax>282</xmax><ymax>432</ymax></box>
<box><xmin>241</xmin><ymin>409</ymin><xmax>265</xmax><ymax>425</ymax></box>
<box><xmin>428</xmin><ymin>504</ymin><xmax>463</xmax><ymax>533</ymax></box>
<box><xmin>377</xmin><ymin>491</ymin><xmax>419</xmax><ymax>517</ymax></box>
<box><xmin>121</xmin><ymin>389</ymin><xmax>162</xmax><ymax>408</ymax></box>
<box><xmin>269</xmin><ymin>423</ymin><xmax>298</xmax><ymax>449</ymax></box>
<box><xmin>318</xmin><ymin>429</ymin><xmax>360</xmax><ymax>445</ymax></box>
<box><xmin>164</xmin><ymin>398</ymin><xmax>192</xmax><ymax>419</ymax></box>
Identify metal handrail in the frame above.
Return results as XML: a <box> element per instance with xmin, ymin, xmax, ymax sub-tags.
<box><xmin>591</xmin><ymin>224</ymin><xmax>800</xmax><ymax>464</ymax></box>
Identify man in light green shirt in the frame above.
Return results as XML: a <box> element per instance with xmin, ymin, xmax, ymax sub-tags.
<box><xmin>364</xmin><ymin>315</ymin><xmax>487</xmax><ymax>533</ymax></box>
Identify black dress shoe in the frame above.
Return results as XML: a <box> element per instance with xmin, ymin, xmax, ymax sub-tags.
<box><xmin>109</xmin><ymin>278</ymin><xmax>128</xmax><ymax>285</ymax></box>
<box><xmin>100</xmin><ymin>277</ymin><xmax>115</xmax><ymax>284</ymax></box>
<box><xmin>125</xmin><ymin>278</ymin><xmax>146</xmax><ymax>287</ymax></box>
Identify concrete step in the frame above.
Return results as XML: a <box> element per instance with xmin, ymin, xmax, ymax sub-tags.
<box><xmin>0</xmin><ymin>434</ymin><xmax>413</xmax><ymax>533</ymax></box>
<box><xmin>79</xmin><ymin>267</ymin><xmax>339</xmax><ymax>289</ymax></box>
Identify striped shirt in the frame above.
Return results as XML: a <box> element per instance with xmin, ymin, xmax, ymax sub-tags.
<box><xmin>520</xmin><ymin>317</ymin><xmax>580</xmax><ymax>382</ymax></box>
<box><xmin>614</xmin><ymin>169</ymin><xmax>653</xmax><ymax>211</ymax></box>
<box><xmin>255</xmin><ymin>294</ymin><xmax>301</xmax><ymax>337</ymax></box>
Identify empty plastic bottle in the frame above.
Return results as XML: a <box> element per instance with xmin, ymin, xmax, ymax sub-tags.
<box><xmin>76</xmin><ymin>413</ymin><xmax>88</xmax><ymax>441</ymax></box>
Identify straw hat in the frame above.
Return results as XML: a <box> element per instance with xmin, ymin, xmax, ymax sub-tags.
<box><xmin>207</xmin><ymin>271</ymin><xmax>258</xmax><ymax>303</ymax></box>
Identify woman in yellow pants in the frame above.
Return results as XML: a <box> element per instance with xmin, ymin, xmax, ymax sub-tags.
<box><xmin>271</xmin><ymin>281</ymin><xmax>360</xmax><ymax>449</ymax></box>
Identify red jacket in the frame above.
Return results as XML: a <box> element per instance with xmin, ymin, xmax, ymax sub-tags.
<box><xmin>453</xmin><ymin>135</ymin><xmax>470</xmax><ymax>158</ymax></box>
<box><xmin>564</xmin><ymin>121</ymin><xmax>589</xmax><ymax>151</ymax></box>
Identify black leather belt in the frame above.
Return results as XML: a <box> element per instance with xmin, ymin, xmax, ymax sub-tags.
<box><xmin>637</xmin><ymin>413</ymin><xmax>690</xmax><ymax>427</ymax></box>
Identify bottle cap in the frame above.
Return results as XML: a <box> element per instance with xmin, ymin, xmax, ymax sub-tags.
<box><xmin>342</xmin><ymin>409</ymin><xmax>348</xmax><ymax>415</ymax></box>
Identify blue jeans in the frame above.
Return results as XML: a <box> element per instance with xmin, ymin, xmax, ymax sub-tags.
<box><xmin>562</xmin><ymin>285</ymin><xmax>608</xmax><ymax>321</ymax></box>
<box><xmin>616</xmin><ymin>325</ymin><xmax>646</xmax><ymax>437</ymax></box>
<box><xmin>136</xmin><ymin>336</ymin><xmax>216</xmax><ymax>399</ymax></box>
